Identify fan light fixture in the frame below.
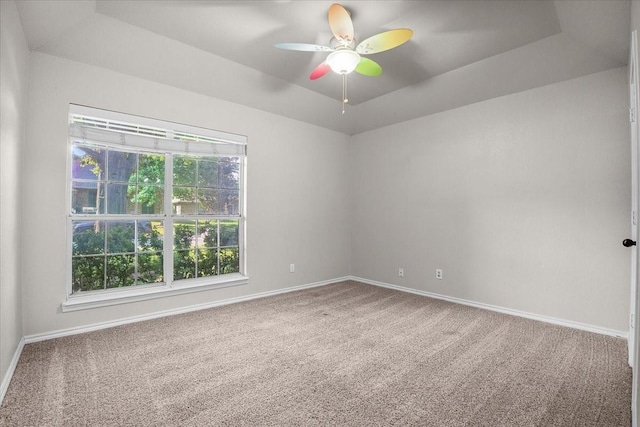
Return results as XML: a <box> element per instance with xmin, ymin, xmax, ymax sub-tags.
<box><xmin>275</xmin><ymin>3</ymin><xmax>413</xmax><ymax>114</ymax></box>
<box><xmin>326</xmin><ymin>49</ymin><xmax>361</xmax><ymax>74</ymax></box>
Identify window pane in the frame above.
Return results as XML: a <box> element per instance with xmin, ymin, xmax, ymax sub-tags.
<box><xmin>196</xmin><ymin>249</ymin><xmax>217</xmax><ymax>277</ymax></box>
<box><xmin>197</xmin><ymin>159</ymin><xmax>218</xmax><ymax>188</ymax></box>
<box><xmin>138</xmin><ymin>253</ymin><xmax>163</xmax><ymax>284</ymax></box>
<box><xmin>73</xmin><ymin>220</ymin><xmax>105</xmax><ymax>255</ymax></box>
<box><xmin>173</xmin><ymin>157</ymin><xmax>196</xmax><ymax>186</ymax></box>
<box><xmin>107</xmin><ymin>150</ymin><xmax>137</xmax><ymax>183</ymax></box>
<box><xmin>219</xmin><ymin>189</ymin><xmax>239</xmax><ymax>215</ymax></box>
<box><xmin>105</xmin><ymin>149</ymin><xmax>138</xmax><ymax>214</ymax></box>
<box><xmin>106</xmin><ymin>221</ymin><xmax>135</xmax><ymax>254</ymax></box>
<box><xmin>106</xmin><ymin>254</ymin><xmax>135</xmax><ymax>288</ymax></box>
<box><xmin>72</xmin><ymin>256</ymin><xmax>104</xmax><ymax>292</ymax></box>
<box><xmin>197</xmin><ymin>220</ymin><xmax>218</xmax><ymax>248</ymax></box>
<box><xmin>138</xmin><ymin>221</ymin><xmax>163</xmax><ymax>252</ymax></box>
<box><xmin>138</xmin><ymin>154</ymin><xmax>165</xmax><ymax>184</ymax></box>
<box><xmin>134</xmin><ymin>154</ymin><xmax>165</xmax><ymax>214</ymax></box>
<box><xmin>72</xmin><ymin>146</ymin><xmax>104</xmax><ymax>214</ymax></box>
<box><xmin>219</xmin><ymin>157</ymin><xmax>240</xmax><ymax>190</ymax></box>
<box><xmin>172</xmin><ymin>187</ymin><xmax>196</xmax><ymax>215</ymax></box>
<box><xmin>220</xmin><ymin>220</ymin><xmax>239</xmax><ymax>247</ymax></box>
<box><xmin>106</xmin><ymin>183</ymin><xmax>134</xmax><ymax>214</ymax></box>
<box><xmin>174</xmin><ymin>221</ymin><xmax>195</xmax><ymax>250</ymax></box>
<box><xmin>72</xmin><ymin>146</ymin><xmax>102</xmax><ymax>180</ymax></box>
<box><xmin>197</xmin><ymin>189</ymin><xmax>217</xmax><ymax>214</ymax></box>
<box><xmin>72</xmin><ymin>182</ymin><xmax>101</xmax><ymax>214</ymax></box>
<box><xmin>173</xmin><ymin>250</ymin><xmax>195</xmax><ymax>280</ymax></box>
<box><xmin>133</xmin><ymin>185</ymin><xmax>164</xmax><ymax>214</ymax></box>
<box><xmin>219</xmin><ymin>247</ymin><xmax>240</xmax><ymax>274</ymax></box>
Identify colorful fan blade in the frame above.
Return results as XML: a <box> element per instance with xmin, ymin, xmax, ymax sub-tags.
<box><xmin>274</xmin><ymin>43</ymin><xmax>334</xmax><ymax>52</ymax></box>
<box><xmin>355</xmin><ymin>57</ymin><xmax>382</xmax><ymax>76</ymax></box>
<box><xmin>310</xmin><ymin>62</ymin><xmax>331</xmax><ymax>80</ymax></box>
<box><xmin>328</xmin><ymin>3</ymin><xmax>354</xmax><ymax>46</ymax></box>
<box><xmin>356</xmin><ymin>28</ymin><xmax>413</xmax><ymax>54</ymax></box>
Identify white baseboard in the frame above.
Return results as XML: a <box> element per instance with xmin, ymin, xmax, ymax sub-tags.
<box><xmin>24</xmin><ymin>277</ymin><xmax>350</xmax><ymax>344</ymax></box>
<box><xmin>23</xmin><ymin>274</ymin><xmax>626</xmax><ymax>343</ymax></box>
<box><xmin>0</xmin><ymin>337</ymin><xmax>25</xmax><ymax>405</ymax></box>
<box><xmin>351</xmin><ymin>276</ymin><xmax>628</xmax><ymax>339</ymax></box>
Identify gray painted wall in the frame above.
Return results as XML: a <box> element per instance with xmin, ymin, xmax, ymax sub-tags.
<box><xmin>350</xmin><ymin>67</ymin><xmax>630</xmax><ymax>332</ymax></box>
<box><xmin>21</xmin><ymin>52</ymin><xmax>351</xmax><ymax>336</ymax></box>
<box><xmin>0</xmin><ymin>0</ymin><xmax>28</xmax><ymax>390</ymax></box>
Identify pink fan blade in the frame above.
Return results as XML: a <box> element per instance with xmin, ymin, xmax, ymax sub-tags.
<box><xmin>310</xmin><ymin>62</ymin><xmax>331</xmax><ymax>80</ymax></box>
<box><xmin>356</xmin><ymin>28</ymin><xmax>413</xmax><ymax>54</ymax></box>
<box><xmin>355</xmin><ymin>57</ymin><xmax>382</xmax><ymax>76</ymax></box>
<box><xmin>274</xmin><ymin>43</ymin><xmax>334</xmax><ymax>52</ymax></box>
<box><xmin>328</xmin><ymin>3</ymin><xmax>354</xmax><ymax>46</ymax></box>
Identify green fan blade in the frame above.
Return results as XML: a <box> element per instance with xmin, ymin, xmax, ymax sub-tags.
<box><xmin>355</xmin><ymin>57</ymin><xmax>382</xmax><ymax>76</ymax></box>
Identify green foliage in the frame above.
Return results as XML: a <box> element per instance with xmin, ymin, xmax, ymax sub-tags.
<box><xmin>72</xmin><ymin>256</ymin><xmax>104</xmax><ymax>293</ymax></box>
<box><xmin>173</xmin><ymin>223</ymin><xmax>196</xmax><ymax>280</ymax></box>
<box><xmin>173</xmin><ymin>250</ymin><xmax>195</xmax><ymax>280</ymax></box>
<box><xmin>106</xmin><ymin>255</ymin><xmax>135</xmax><ymax>288</ymax></box>
<box><xmin>220</xmin><ymin>220</ymin><xmax>239</xmax><ymax>246</ymax></box>
<box><xmin>72</xmin><ymin>221</ymin><xmax>164</xmax><ymax>292</ymax></box>
<box><xmin>128</xmin><ymin>154</ymin><xmax>165</xmax><ymax>211</ymax></box>
<box><xmin>172</xmin><ymin>220</ymin><xmax>239</xmax><ymax>281</ymax></box>
<box><xmin>220</xmin><ymin>248</ymin><xmax>240</xmax><ymax>274</ymax></box>
<box><xmin>173</xmin><ymin>157</ymin><xmax>195</xmax><ymax>185</ymax></box>
<box><xmin>107</xmin><ymin>223</ymin><xmax>135</xmax><ymax>253</ymax></box>
<box><xmin>138</xmin><ymin>253</ymin><xmax>163</xmax><ymax>284</ymax></box>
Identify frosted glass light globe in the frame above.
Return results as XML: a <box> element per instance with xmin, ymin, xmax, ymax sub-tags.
<box><xmin>326</xmin><ymin>49</ymin><xmax>361</xmax><ymax>74</ymax></box>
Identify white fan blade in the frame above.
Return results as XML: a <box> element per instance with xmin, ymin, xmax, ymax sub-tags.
<box><xmin>275</xmin><ymin>43</ymin><xmax>334</xmax><ymax>52</ymax></box>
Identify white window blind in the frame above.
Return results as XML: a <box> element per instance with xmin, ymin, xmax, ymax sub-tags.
<box><xmin>69</xmin><ymin>104</ymin><xmax>247</xmax><ymax>156</ymax></box>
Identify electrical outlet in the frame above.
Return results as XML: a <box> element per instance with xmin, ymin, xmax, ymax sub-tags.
<box><xmin>290</xmin><ymin>264</ymin><xmax>295</xmax><ymax>273</ymax></box>
<box><xmin>436</xmin><ymin>269</ymin><xmax>443</xmax><ymax>280</ymax></box>
<box><xmin>398</xmin><ymin>268</ymin><xmax>404</xmax><ymax>277</ymax></box>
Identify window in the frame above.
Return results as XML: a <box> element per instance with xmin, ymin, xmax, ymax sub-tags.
<box><xmin>65</xmin><ymin>105</ymin><xmax>247</xmax><ymax>310</ymax></box>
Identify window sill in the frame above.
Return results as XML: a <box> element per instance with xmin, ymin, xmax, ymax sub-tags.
<box><xmin>61</xmin><ymin>273</ymin><xmax>249</xmax><ymax>312</ymax></box>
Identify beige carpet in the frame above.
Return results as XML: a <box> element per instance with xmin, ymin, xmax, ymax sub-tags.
<box><xmin>0</xmin><ymin>281</ymin><xmax>632</xmax><ymax>426</ymax></box>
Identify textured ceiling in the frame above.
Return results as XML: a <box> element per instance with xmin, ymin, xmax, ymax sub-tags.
<box><xmin>16</xmin><ymin>0</ymin><xmax>631</xmax><ymax>135</ymax></box>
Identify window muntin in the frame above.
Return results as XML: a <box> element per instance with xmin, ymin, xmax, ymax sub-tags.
<box><xmin>68</xmin><ymin>106</ymin><xmax>246</xmax><ymax>299</ymax></box>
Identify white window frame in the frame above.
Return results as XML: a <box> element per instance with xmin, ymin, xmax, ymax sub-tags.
<box><xmin>62</xmin><ymin>105</ymin><xmax>248</xmax><ymax>312</ymax></box>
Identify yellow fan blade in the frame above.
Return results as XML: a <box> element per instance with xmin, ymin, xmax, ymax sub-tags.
<box><xmin>356</xmin><ymin>28</ymin><xmax>413</xmax><ymax>54</ymax></box>
<box><xmin>328</xmin><ymin>3</ymin><xmax>354</xmax><ymax>47</ymax></box>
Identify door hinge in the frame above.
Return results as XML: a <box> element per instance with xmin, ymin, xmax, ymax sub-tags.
<box><xmin>634</xmin><ymin>210</ymin><xmax>637</xmax><ymax>226</ymax></box>
<box><xmin>632</xmin><ymin>313</ymin><xmax>635</xmax><ymax>328</ymax></box>
<box><xmin>631</xmin><ymin>107</ymin><xmax>636</xmax><ymax>123</ymax></box>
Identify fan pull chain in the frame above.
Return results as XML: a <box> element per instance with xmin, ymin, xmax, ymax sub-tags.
<box><xmin>342</xmin><ymin>73</ymin><xmax>348</xmax><ymax>115</ymax></box>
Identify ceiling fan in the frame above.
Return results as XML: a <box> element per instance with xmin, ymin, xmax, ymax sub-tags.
<box><xmin>275</xmin><ymin>3</ymin><xmax>413</xmax><ymax>113</ymax></box>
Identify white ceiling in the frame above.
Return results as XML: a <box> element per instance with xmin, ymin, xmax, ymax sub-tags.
<box><xmin>15</xmin><ymin>0</ymin><xmax>631</xmax><ymax>135</ymax></box>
